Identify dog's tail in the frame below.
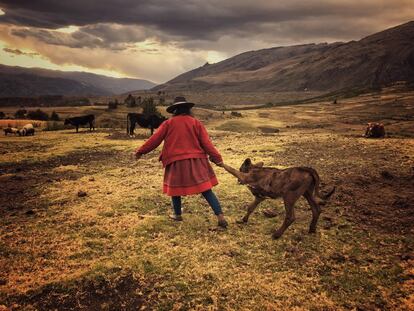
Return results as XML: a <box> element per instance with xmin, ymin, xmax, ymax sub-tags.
<box><xmin>302</xmin><ymin>167</ymin><xmax>336</xmax><ymax>201</ymax></box>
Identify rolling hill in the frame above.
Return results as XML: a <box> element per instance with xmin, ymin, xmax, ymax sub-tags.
<box><xmin>154</xmin><ymin>21</ymin><xmax>414</xmax><ymax>93</ymax></box>
<box><xmin>0</xmin><ymin>65</ymin><xmax>156</xmax><ymax>97</ymax></box>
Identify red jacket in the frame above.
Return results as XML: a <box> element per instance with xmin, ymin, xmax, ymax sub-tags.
<box><xmin>135</xmin><ymin>115</ymin><xmax>223</xmax><ymax>167</ymax></box>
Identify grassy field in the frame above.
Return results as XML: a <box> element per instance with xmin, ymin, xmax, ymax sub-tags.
<box><xmin>0</xmin><ymin>90</ymin><xmax>413</xmax><ymax>310</ymax></box>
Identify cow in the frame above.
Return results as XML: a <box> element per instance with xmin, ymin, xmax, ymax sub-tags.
<box><xmin>64</xmin><ymin>114</ymin><xmax>95</xmax><ymax>133</ymax></box>
<box><xmin>3</xmin><ymin>127</ymin><xmax>19</xmax><ymax>136</ymax></box>
<box><xmin>219</xmin><ymin>159</ymin><xmax>335</xmax><ymax>239</ymax></box>
<box><xmin>126</xmin><ymin>113</ymin><xmax>167</xmax><ymax>136</ymax></box>
<box><xmin>364</xmin><ymin>122</ymin><xmax>385</xmax><ymax>138</ymax></box>
<box><xmin>18</xmin><ymin>124</ymin><xmax>35</xmax><ymax>136</ymax></box>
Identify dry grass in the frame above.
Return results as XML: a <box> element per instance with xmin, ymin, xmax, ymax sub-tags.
<box><xmin>0</xmin><ymin>91</ymin><xmax>413</xmax><ymax>310</ymax></box>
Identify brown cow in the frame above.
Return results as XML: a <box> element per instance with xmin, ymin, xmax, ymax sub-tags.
<box><xmin>220</xmin><ymin>159</ymin><xmax>335</xmax><ymax>239</ymax></box>
<box><xmin>365</xmin><ymin>122</ymin><xmax>385</xmax><ymax>138</ymax></box>
<box><xmin>3</xmin><ymin>127</ymin><xmax>19</xmax><ymax>136</ymax></box>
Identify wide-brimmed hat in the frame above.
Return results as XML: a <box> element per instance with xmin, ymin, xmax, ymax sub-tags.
<box><xmin>166</xmin><ymin>96</ymin><xmax>195</xmax><ymax>114</ymax></box>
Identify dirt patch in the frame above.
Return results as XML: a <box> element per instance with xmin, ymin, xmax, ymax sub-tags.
<box><xmin>4</xmin><ymin>269</ymin><xmax>157</xmax><ymax>310</ymax></box>
<box><xmin>0</xmin><ymin>149</ymin><xmax>125</xmax><ymax>214</ymax></box>
<box><xmin>216</xmin><ymin>120</ymin><xmax>256</xmax><ymax>132</ymax></box>
<box><xmin>347</xmin><ymin>173</ymin><xmax>414</xmax><ymax>234</ymax></box>
<box><xmin>272</xmin><ymin>136</ymin><xmax>414</xmax><ymax>234</ymax></box>
<box><xmin>258</xmin><ymin>126</ymin><xmax>279</xmax><ymax>134</ymax></box>
<box><xmin>0</xmin><ymin>149</ymin><xmax>121</xmax><ymax>174</ymax></box>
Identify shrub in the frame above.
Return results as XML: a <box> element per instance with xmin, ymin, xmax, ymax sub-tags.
<box><xmin>50</xmin><ymin>111</ymin><xmax>60</xmax><ymax>121</ymax></box>
<box><xmin>108</xmin><ymin>100</ymin><xmax>118</xmax><ymax>110</ymax></box>
<box><xmin>43</xmin><ymin>121</ymin><xmax>67</xmax><ymax>131</ymax></box>
<box><xmin>27</xmin><ymin>109</ymin><xmax>49</xmax><ymax>121</ymax></box>
<box><xmin>0</xmin><ymin>112</ymin><xmax>5</xmax><ymax>119</ymax></box>
<box><xmin>14</xmin><ymin>109</ymin><xmax>27</xmax><ymax>119</ymax></box>
<box><xmin>142</xmin><ymin>97</ymin><xmax>161</xmax><ymax>116</ymax></box>
<box><xmin>124</xmin><ymin>94</ymin><xmax>136</xmax><ymax>107</ymax></box>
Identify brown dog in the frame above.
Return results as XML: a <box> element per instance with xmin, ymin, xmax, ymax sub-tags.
<box><xmin>220</xmin><ymin>159</ymin><xmax>335</xmax><ymax>239</ymax></box>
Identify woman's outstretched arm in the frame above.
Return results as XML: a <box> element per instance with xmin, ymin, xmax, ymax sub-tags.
<box><xmin>135</xmin><ymin>121</ymin><xmax>168</xmax><ymax>156</ymax></box>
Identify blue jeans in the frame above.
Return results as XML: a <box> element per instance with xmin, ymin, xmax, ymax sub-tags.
<box><xmin>172</xmin><ymin>189</ymin><xmax>222</xmax><ymax>216</ymax></box>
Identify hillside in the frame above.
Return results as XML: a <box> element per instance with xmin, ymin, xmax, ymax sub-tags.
<box><xmin>154</xmin><ymin>21</ymin><xmax>414</xmax><ymax>93</ymax></box>
<box><xmin>0</xmin><ymin>65</ymin><xmax>156</xmax><ymax>97</ymax></box>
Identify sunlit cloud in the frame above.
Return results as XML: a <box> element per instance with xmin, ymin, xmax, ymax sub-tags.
<box><xmin>56</xmin><ymin>25</ymin><xmax>79</xmax><ymax>34</ymax></box>
<box><xmin>0</xmin><ymin>1</ymin><xmax>412</xmax><ymax>82</ymax></box>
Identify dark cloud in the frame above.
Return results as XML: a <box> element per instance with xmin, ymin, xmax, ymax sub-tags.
<box><xmin>8</xmin><ymin>24</ymin><xmax>152</xmax><ymax>50</ymax></box>
<box><xmin>10</xmin><ymin>28</ymin><xmax>103</xmax><ymax>48</ymax></box>
<box><xmin>3</xmin><ymin>46</ymin><xmax>39</xmax><ymax>56</ymax></box>
<box><xmin>0</xmin><ymin>1</ymin><xmax>412</xmax><ymax>42</ymax></box>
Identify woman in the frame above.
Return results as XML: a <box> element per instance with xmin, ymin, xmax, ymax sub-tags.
<box><xmin>134</xmin><ymin>96</ymin><xmax>228</xmax><ymax>228</ymax></box>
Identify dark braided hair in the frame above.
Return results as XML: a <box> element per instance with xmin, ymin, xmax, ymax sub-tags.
<box><xmin>173</xmin><ymin>105</ymin><xmax>192</xmax><ymax>116</ymax></box>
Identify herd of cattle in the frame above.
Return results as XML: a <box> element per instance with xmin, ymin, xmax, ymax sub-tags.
<box><xmin>3</xmin><ymin>113</ymin><xmax>166</xmax><ymax>136</ymax></box>
<box><xmin>3</xmin><ymin>113</ymin><xmax>386</xmax><ymax>138</ymax></box>
<box><xmin>61</xmin><ymin>113</ymin><xmax>166</xmax><ymax>135</ymax></box>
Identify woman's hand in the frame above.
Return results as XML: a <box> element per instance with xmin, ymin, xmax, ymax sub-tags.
<box><xmin>133</xmin><ymin>152</ymin><xmax>142</xmax><ymax>160</ymax></box>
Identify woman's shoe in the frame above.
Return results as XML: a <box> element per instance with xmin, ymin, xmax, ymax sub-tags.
<box><xmin>169</xmin><ymin>214</ymin><xmax>183</xmax><ymax>221</ymax></box>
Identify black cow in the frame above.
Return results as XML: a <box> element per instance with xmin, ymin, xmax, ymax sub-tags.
<box><xmin>64</xmin><ymin>114</ymin><xmax>95</xmax><ymax>133</ymax></box>
<box><xmin>127</xmin><ymin>113</ymin><xmax>167</xmax><ymax>136</ymax></box>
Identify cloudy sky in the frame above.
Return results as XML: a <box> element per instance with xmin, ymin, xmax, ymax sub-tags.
<box><xmin>0</xmin><ymin>1</ymin><xmax>412</xmax><ymax>83</ymax></box>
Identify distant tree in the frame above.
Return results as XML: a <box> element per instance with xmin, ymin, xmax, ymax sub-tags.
<box><xmin>77</xmin><ymin>98</ymin><xmax>90</xmax><ymax>105</ymax></box>
<box><xmin>0</xmin><ymin>112</ymin><xmax>5</xmax><ymax>119</ymax></box>
<box><xmin>136</xmin><ymin>96</ymin><xmax>142</xmax><ymax>106</ymax></box>
<box><xmin>108</xmin><ymin>100</ymin><xmax>118</xmax><ymax>110</ymax></box>
<box><xmin>27</xmin><ymin>109</ymin><xmax>49</xmax><ymax>121</ymax></box>
<box><xmin>124</xmin><ymin>94</ymin><xmax>136</xmax><ymax>107</ymax></box>
<box><xmin>14</xmin><ymin>109</ymin><xmax>27</xmax><ymax>119</ymax></box>
<box><xmin>50</xmin><ymin>111</ymin><xmax>60</xmax><ymax>121</ymax></box>
<box><xmin>142</xmin><ymin>97</ymin><xmax>160</xmax><ymax>116</ymax></box>
<box><xmin>157</xmin><ymin>90</ymin><xmax>166</xmax><ymax>106</ymax></box>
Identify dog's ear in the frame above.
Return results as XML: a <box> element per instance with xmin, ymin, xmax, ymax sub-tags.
<box><xmin>255</xmin><ymin>162</ymin><xmax>264</xmax><ymax>168</ymax></box>
<box><xmin>244</xmin><ymin>158</ymin><xmax>252</xmax><ymax>165</ymax></box>
<box><xmin>240</xmin><ymin>158</ymin><xmax>252</xmax><ymax>172</ymax></box>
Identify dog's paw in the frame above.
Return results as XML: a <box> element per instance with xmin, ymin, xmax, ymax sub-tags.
<box><xmin>272</xmin><ymin>231</ymin><xmax>283</xmax><ymax>239</ymax></box>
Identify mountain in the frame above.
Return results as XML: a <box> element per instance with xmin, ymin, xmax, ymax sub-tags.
<box><xmin>154</xmin><ymin>21</ymin><xmax>414</xmax><ymax>93</ymax></box>
<box><xmin>0</xmin><ymin>65</ymin><xmax>156</xmax><ymax>97</ymax></box>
